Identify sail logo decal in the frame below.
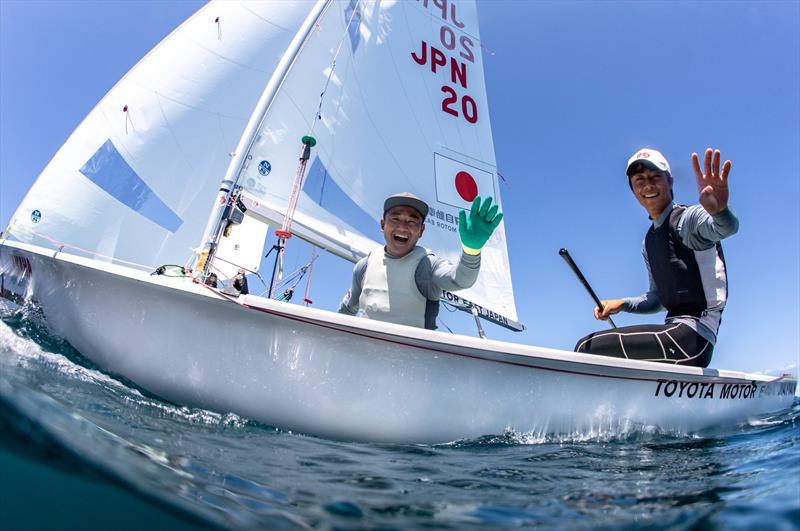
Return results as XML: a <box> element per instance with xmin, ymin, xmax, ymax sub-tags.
<box><xmin>79</xmin><ymin>139</ymin><xmax>183</xmax><ymax>232</ymax></box>
<box><xmin>441</xmin><ymin>290</ymin><xmax>511</xmax><ymax>327</ymax></box>
<box><xmin>30</xmin><ymin>210</ymin><xmax>41</xmax><ymax>223</ymax></box>
<box><xmin>258</xmin><ymin>160</ymin><xmax>272</xmax><ymax>176</ymax></box>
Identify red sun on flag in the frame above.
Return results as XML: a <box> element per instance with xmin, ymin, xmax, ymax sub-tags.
<box><xmin>454</xmin><ymin>171</ymin><xmax>478</xmax><ymax>202</ymax></box>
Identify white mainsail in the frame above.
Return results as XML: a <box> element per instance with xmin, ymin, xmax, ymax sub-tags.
<box><xmin>7</xmin><ymin>0</ymin><xmax>518</xmax><ymax>325</ymax></box>
<box><xmin>236</xmin><ymin>0</ymin><xmax>519</xmax><ymax>323</ymax></box>
<box><xmin>5</xmin><ymin>1</ymin><xmax>310</xmax><ymax>273</ymax></box>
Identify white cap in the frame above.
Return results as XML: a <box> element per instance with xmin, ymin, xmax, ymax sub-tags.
<box><xmin>626</xmin><ymin>148</ymin><xmax>671</xmax><ymax>177</ymax></box>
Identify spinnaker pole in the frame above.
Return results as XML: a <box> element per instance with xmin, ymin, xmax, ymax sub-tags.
<box><xmin>192</xmin><ymin>0</ymin><xmax>331</xmax><ymax>278</ymax></box>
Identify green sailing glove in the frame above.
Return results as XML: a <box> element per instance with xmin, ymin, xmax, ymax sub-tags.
<box><xmin>458</xmin><ymin>195</ymin><xmax>503</xmax><ymax>255</ymax></box>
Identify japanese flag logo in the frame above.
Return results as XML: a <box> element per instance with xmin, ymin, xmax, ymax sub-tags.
<box><xmin>434</xmin><ymin>153</ymin><xmax>496</xmax><ymax>209</ymax></box>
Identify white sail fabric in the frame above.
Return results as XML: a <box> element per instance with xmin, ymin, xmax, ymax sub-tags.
<box><xmin>240</xmin><ymin>0</ymin><xmax>518</xmax><ymax>321</ymax></box>
<box><xmin>213</xmin><ymin>215</ymin><xmax>270</xmax><ymax>280</ymax></box>
<box><xmin>7</xmin><ymin>1</ymin><xmax>311</xmax><ymax>270</ymax></box>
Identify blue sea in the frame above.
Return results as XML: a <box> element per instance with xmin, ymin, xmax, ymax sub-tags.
<box><xmin>1</xmin><ymin>301</ymin><xmax>798</xmax><ymax>531</ymax></box>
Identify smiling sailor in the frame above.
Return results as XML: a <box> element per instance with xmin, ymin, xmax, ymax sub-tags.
<box><xmin>338</xmin><ymin>192</ymin><xmax>503</xmax><ymax>329</ymax></box>
<box><xmin>575</xmin><ymin>148</ymin><xmax>739</xmax><ymax>367</ymax></box>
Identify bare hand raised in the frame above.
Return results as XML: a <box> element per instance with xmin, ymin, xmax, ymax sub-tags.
<box><xmin>692</xmin><ymin>148</ymin><xmax>731</xmax><ymax>215</ymax></box>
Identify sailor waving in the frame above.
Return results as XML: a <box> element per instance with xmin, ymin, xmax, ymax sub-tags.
<box><xmin>338</xmin><ymin>192</ymin><xmax>502</xmax><ymax>329</ymax></box>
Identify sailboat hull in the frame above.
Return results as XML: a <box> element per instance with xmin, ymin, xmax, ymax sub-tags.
<box><xmin>1</xmin><ymin>241</ymin><xmax>796</xmax><ymax>444</ymax></box>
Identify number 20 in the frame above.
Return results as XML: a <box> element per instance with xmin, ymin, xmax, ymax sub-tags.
<box><xmin>441</xmin><ymin>86</ymin><xmax>477</xmax><ymax>124</ymax></box>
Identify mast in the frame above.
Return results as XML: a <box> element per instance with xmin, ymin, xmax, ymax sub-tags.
<box><xmin>192</xmin><ymin>0</ymin><xmax>331</xmax><ymax>276</ymax></box>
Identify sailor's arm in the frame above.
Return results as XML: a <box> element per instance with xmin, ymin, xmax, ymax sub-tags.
<box><xmin>622</xmin><ymin>254</ymin><xmax>664</xmax><ymax>314</ymax></box>
<box><xmin>596</xmin><ymin>290</ymin><xmax>662</xmax><ymax>320</ymax></box>
<box><xmin>416</xmin><ymin>252</ymin><xmax>481</xmax><ymax>298</ymax></box>
<box><xmin>338</xmin><ymin>256</ymin><xmax>368</xmax><ymax>315</ymax></box>
<box><xmin>595</xmin><ymin>247</ymin><xmax>663</xmax><ymax>320</ymax></box>
<box><xmin>621</xmin><ymin>291</ymin><xmax>663</xmax><ymax>314</ymax></box>
<box><xmin>678</xmin><ymin>204</ymin><xmax>739</xmax><ymax>251</ymax></box>
<box><xmin>416</xmin><ymin>195</ymin><xmax>502</xmax><ymax>298</ymax></box>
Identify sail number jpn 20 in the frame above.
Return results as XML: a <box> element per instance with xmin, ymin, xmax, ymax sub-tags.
<box><xmin>412</xmin><ymin>0</ymin><xmax>478</xmax><ymax>124</ymax></box>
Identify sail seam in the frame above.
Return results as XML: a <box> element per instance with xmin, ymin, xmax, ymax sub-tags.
<box><xmin>238</xmin><ymin>3</ymin><xmax>297</xmax><ymax>34</ymax></box>
<box><xmin>184</xmin><ymin>35</ymin><xmax>274</xmax><ymax>75</ymax></box>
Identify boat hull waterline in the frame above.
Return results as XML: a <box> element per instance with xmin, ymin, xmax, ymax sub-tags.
<box><xmin>1</xmin><ymin>241</ymin><xmax>795</xmax><ymax>444</ymax></box>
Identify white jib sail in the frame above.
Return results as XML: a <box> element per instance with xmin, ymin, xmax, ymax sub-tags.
<box><xmin>239</xmin><ymin>0</ymin><xmax>519</xmax><ymax>323</ymax></box>
<box><xmin>6</xmin><ymin>1</ymin><xmax>312</xmax><ymax>273</ymax></box>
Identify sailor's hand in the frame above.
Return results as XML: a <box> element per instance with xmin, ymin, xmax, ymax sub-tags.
<box><xmin>692</xmin><ymin>148</ymin><xmax>731</xmax><ymax>215</ymax></box>
<box><xmin>595</xmin><ymin>299</ymin><xmax>625</xmax><ymax>320</ymax></box>
<box><xmin>459</xmin><ymin>196</ymin><xmax>503</xmax><ymax>255</ymax></box>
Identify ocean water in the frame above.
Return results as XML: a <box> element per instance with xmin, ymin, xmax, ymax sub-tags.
<box><xmin>1</xmin><ymin>301</ymin><xmax>798</xmax><ymax>531</ymax></box>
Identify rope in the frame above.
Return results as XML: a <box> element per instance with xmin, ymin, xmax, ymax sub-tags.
<box><xmin>301</xmin><ymin>247</ymin><xmax>318</xmax><ymax>305</ymax></box>
<box><xmin>151</xmin><ymin>265</ymin><xmax>189</xmax><ymax>278</ymax></box>
<box><xmin>209</xmin><ymin>253</ymin><xmax>269</xmax><ymax>289</ymax></box>
<box><xmin>276</xmin><ymin>254</ymin><xmax>318</xmax><ymax>291</ymax></box>
<box><xmin>302</xmin><ymin>149</ymin><xmax>330</xmax><ymax>305</ymax></box>
<box><xmin>259</xmin><ymin>253</ymin><xmax>318</xmax><ymax>298</ymax></box>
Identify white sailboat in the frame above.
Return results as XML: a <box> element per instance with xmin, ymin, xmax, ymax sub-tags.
<box><xmin>0</xmin><ymin>0</ymin><xmax>795</xmax><ymax>444</ymax></box>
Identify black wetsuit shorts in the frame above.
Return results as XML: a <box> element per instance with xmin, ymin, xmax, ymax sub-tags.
<box><xmin>574</xmin><ymin>322</ymin><xmax>713</xmax><ymax>368</ymax></box>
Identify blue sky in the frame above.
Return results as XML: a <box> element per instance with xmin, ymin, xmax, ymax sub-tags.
<box><xmin>1</xmin><ymin>0</ymin><xmax>798</xmax><ymax>374</ymax></box>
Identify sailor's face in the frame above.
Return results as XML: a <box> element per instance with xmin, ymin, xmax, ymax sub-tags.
<box><xmin>381</xmin><ymin>206</ymin><xmax>425</xmax><ymax>257</ymax></box>
<box><xmin>630</xmin><ymin>168</ymin><xmax>673</xmax><ymax>218</ymax></box>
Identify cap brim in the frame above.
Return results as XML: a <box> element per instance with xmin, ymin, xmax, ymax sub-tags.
<box><xmin>384</xmin><ymin>197</ymin><xmax>429</xmax><ymax>218</ymax></box>
<box><xmin>626</xmin><ymin>159</ymin><xmax>663</xmax><ymax>177</ymax></box>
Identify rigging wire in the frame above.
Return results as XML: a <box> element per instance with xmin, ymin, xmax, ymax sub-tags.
<box><xmin>264</xmin><ymin>253</ymin><xmax>319</xmax><ymax>300</ymax></box>
<box><xmin>307</xmin><ymin>0</ymin><xmax>363</xmax><ymax>136</ymax></box>
<box><xmin>210</xmin><ymin>254</ymin><xmax>269</xmax><ymax>289</ymax></box>
<box><xmin>269</xmin><ymin>0</ymin><xmax>363</xmax><ymax>297</ymax></box>
<box><xmin>437</xmin><ymin>317</ymin><xmax>454</xmax><ymax>334</ymax></box>
<box><xmin>196</xmin><ymin>1</ymin><xmax>331</xmax><ymax>280</ymax></box>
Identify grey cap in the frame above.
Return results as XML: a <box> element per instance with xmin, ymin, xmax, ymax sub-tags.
<box><xmin>383</xmin><ymin>192</ymin><xmax>429</xmax><ymax>218</ymax></box>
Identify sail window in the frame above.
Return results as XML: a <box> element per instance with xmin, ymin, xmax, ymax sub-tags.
<box><xmin>79</xmin><ymin>139</ymin><xmax>183</xmax><ymax>232</ymax></box>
